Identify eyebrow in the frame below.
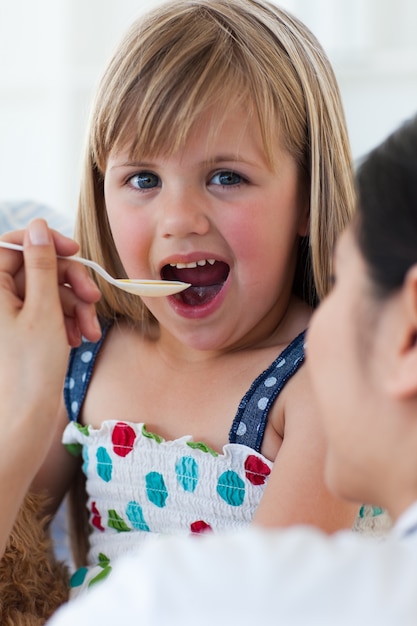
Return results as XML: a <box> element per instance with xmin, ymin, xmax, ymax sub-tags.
<box><xmin>206</xmin><ymin>155</ymin><xmax>253</xmax><ymax>164</ymax></box>
<box><xmin>109</xmin><ymin>160</ymin><xmax>154</xmax><ymax>170</ymax></box>
<box><xmin>110</xmin><ymin>155</ymin><xmax>263</xmax><ymax>172</ymax></box>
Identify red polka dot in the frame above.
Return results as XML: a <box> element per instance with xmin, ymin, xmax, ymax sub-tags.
<box><xmin>112</xmin><ymin>422</ymin><xmax>136</xmax><ymax>457</ymax></box>
<box><xmin>190</xmin><ymin>520</ymin><xmax>213</xmax><ymax>534</ymax></box>
<box><xmin>244</xmin><ymin>454</ymin><xmax>271</xmax><ymax>485</ymax></box>
<box><xmin>91</xmin><ymin>501</ymin><xmax>104</xmax><ymax>531</ymax></box>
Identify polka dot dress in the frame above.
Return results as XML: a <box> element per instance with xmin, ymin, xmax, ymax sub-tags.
<box><xmin>63</xmin><ymin>326</ymin><xmax>306</xmax><ymax>595</ymax></box>
<box><xmin>64</xmin><ymin>422</ymin><xmax>274</xmax><ymax>594</ymax></box>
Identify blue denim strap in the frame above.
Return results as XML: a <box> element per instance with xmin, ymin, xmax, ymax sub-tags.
<box><xmin>229</xmin><ymin>331</ymin><xmax>306</xmax><ymax>452</ymax></box>
<box><xmin>64</xmin><ymin>322</ymin><xmax>111</xmax><ymax>422</ymax></box>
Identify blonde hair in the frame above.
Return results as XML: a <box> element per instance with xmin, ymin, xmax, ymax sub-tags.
<box><xmin>76</xmin><ymin>0</ymin><xmax>355</xmax><ymax>325</ymax></box>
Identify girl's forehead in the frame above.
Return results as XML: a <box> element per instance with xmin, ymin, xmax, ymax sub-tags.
<box><xmin>113</xmin><ymin>100</ymin><xmax>289</xmax><ymax>171</ymax></box>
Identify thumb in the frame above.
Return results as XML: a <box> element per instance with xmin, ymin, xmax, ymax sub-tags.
<box><xmin>23</xmin><ymin>219</ymin><xmax>62</xmax><ymax>314</ymax></box>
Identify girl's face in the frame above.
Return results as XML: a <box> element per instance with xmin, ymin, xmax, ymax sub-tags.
<box><xmin>104</xmin><ymin>103</ymin><xmax>308</xmax><ymax>352</ymax></box>
<box><xmin>306</xmin><ymin>227</ymin><xmax>395</xmax><ymax>506</ymax></box>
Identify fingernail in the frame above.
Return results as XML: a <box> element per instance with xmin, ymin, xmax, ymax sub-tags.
<box><xmin>28</xmin><ymin>220</ymin><xmax>50</xmax><ymax>245</ymax></box>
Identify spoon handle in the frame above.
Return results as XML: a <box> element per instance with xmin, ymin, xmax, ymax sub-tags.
<box><xmin>0</xmin><ymin>241</ymin><xmax>86</xmax><ymax>267</ymax></box>
<box><xmin>0</xmin><ymin>241</ymin><xmax>24</xmax><ymax>252</ymax></box>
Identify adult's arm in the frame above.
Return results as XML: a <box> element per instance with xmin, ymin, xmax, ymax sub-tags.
<box><xmin>0</xmin><ymin>219</ymin><xmax>100</xmax><ymax>556</ymax></box>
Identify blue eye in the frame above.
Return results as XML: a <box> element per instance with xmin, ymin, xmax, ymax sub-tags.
<box><xmin>210</xmin><ymin>171</ymin><xmax>243</xmax><ymax>186</ymax></box>
<box><xmin>129</xmin><ymin>172</ymin><xmax>160</xmax><ymax>189</ymax></box>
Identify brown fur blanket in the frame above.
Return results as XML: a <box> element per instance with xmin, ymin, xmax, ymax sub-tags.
<box><xmin>0</xmin><ymin>492</ymin><xmax>69</xmax><ymax>625</ymax></box>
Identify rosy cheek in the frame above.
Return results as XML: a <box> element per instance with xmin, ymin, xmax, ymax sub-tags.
<box><xmin>223</xmin><ymin>222</ymin><xmax>261</xmax><ymax>273</ymax></box>
<box><xmin>114</xmin><ymin>229</ymin><xmax>154</xmax><ymax>278</ymax></box>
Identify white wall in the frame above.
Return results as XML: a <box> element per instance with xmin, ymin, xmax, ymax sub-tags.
<box><xmin>1</xmin><ymin>0</ymin><xmax>416</xmax><ymax>218</ymax></box>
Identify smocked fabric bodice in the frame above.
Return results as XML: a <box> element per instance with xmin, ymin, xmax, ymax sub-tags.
<box><xmin>63</xmin><ymin>421</ymin><xmax>273</xmax><ymax>592</ymax></box>
<box><xmin>63</xmin><ymin>325</ymin><xmax>306</xmax><ymax>594</ymax></box>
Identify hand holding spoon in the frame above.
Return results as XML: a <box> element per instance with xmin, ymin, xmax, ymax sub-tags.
<box><xmin>0</xmin><ymin>241</ymin><xmax>190</xmax><ymax>297</ymax></box>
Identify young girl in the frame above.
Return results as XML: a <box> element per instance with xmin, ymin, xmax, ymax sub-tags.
<box><xmin>48</xmin><ymin>113</ymin><xmax>417</xmax><ymax>626</ymax></box>
<box><xmin>32</xmin><ymin>0</ymin><xmax>360</xmax><ymax>592</ymax></box>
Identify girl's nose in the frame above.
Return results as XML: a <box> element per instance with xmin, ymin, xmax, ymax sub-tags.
<box><xmin>159</xmin><ymin>190</ymin><xmax>211</xmax><ymax>238</ymax></box>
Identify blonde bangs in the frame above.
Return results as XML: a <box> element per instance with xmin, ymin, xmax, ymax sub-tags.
<box><xmin>89</xmin><ymin>0</ymin><xmax>306</xmax><ymax>172</ymax></box>
<box><xmin>91</xmin><ymin>10</ymin><xmax>244</xmax><ymax>169</ymax></box>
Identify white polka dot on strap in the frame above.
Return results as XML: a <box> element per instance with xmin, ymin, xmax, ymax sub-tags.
<box><xmin>258</xmin><ymin>397</ymin><xmax>268</xmax><ymax>410</ymax></box>
<box><xmin>276</xmin><ymin>358</ymin><xmax>285</xmax><ymax>368</ymax></box>
<box><xmin>236</xmin><ymin>422</ymin><xmax>247</xmax><ymax>436</ymax></box>
<box><xmin>71</xmin><ymin>400</ymin><xmax>79</xmax><ymax>415</ymax></box>
<box><xmin>81</xmin><ymin>350</ymin><xmax>93</xmax><ymax>363</ymax></box>
<box><xmin>264</xmin><ymin>376</ymin><xmax>277</xmax><ymax>387</ymax></box>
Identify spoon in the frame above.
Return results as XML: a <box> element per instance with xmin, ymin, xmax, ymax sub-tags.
<box><xmin>0</xmin><ymin>241</ymin><xmax>191</xmax><ymax>297</ymax></box>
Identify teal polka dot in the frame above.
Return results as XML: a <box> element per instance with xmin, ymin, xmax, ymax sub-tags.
<box><xmin>176</xmin><ymin>456</ymin><xmax>199</xmax><ymax>493</ymax></box>
<box><xmin>145</xmin><ymin>471</ymin><xmax>168</xmax><ymax>507</ymax></box>
<box><xmin>70</xmin><ymin>567</ymin><xmax>88</xmax><ymax>588</ymax></box>
<box><xmin>96</xmin><ymin>447</ymin><xmax>113</xmax><ymax>482</ymax></box>
<box><xmin>126</xmin><ymin>501</ymin><xmax>150</xmax><ymax>531</ymax></box>
<box><xmin>82</xmin><ymin>446</ymin><xmax>89</xmax><ymax>474</ymax></box>
<box><xmin>217</xmin><ymin>470</ymin><xmax>245</xmax><ymax>506</ymax></box>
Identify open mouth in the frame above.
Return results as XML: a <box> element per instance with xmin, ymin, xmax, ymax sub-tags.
<box><xmin>161</xmin><ymin>259</ymin><xmax>230</xmax><ymax>306</ymax></box>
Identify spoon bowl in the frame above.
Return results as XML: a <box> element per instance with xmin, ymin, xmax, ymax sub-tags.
<box><xmin>0</xmin><ymin>241</ymin><xmax>191</xmax><ymax>298</ymax></box>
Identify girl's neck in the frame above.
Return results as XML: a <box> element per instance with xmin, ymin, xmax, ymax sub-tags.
<box><xmin>152</xmin><ymin>294</ymin><xmax>312</xmax><ymax>362</ymax></box>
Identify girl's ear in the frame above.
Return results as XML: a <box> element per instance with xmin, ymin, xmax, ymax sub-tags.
<box><xmin>387</xmin><ymin>265</ymin><xmax>417</xmax><ymax>399</ymax></box>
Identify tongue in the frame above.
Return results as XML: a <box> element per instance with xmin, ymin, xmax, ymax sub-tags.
<box><xmin>163</xmin><ymin>261</ymin><xmax>229</xmax><ymax>307</ymax></box>
<box><xmin>178</xmin><ymin>284</ymin><xmax>223</xmax><ymax>306</ymax></box>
